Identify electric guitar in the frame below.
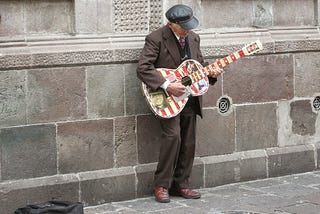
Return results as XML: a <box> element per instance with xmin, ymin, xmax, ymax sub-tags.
<box><xmin>141</xmin><ymin>40</ymin><xmax>263</xmax><ymax>119</ymax></box>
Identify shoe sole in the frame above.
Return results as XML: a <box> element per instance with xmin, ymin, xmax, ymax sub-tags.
<box><xmin>155</xmin><ymin>198</ymin><xmax>170</xmax><ymax>203</ymax></box>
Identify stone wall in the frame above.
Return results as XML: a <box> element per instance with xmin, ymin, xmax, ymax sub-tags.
<box><xmin>0</xmin><ymin>0</ymin><xmax>320</xmax><ymax>213</ymax></box>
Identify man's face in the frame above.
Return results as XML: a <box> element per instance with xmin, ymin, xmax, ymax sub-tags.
<box><xmin>168</xmin><ymin>22</ymin><xmax>190</xmax><ymax>37</ymax></box>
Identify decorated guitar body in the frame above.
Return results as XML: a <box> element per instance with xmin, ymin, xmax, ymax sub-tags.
<box><xmin>141</xmin><ymin>40</ymin><xmax>263</xmax><ymax>119</ymax></box>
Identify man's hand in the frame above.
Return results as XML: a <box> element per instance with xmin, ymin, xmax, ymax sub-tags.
<box><xmin>209</xmin><ymin>68</ymin><xmax>223</xmax><ymax>78</ymax></box>
<box><xmin>166</xmin><ymin>81</ymin><xmax>186</xmax><ymax>97</ymax></box>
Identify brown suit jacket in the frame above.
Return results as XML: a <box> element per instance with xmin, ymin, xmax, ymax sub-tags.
<box><xmin>137</xmin><ymin>25</ymin><xmax>215</xmax><ymax>117</ymax></box>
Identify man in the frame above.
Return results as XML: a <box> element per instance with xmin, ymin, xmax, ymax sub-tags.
<box><xmin>136</xmin><ymin>4</ymin><xmax>221</xmax><ymax>203</ymax></box>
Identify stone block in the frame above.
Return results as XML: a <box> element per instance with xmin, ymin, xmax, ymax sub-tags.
<box><xmin>0</xmin><ymin>70</ymin><xmax>27</xmax><ymax>128</ymax></box>
<box><xmin>267</xmin><ymin>145</ymin><xmax>316</xmax><ymax>177</ymax></box>
<box><xmin>124</xmin><ymin>63</ymin><xmax>150</xmax><ymax>115</ymax></box>
<box><xmin>224</xmin><ymin>55</ymin><xmax>294</xmax><ymax>104</ymax></box>
<box><xmin>201</xmin><ymin>0</ymin><xmax>253</xmax><ymax>28</ymax></box>
<box><xmin>87</xmin><ymin>65</ymin><xmax>124</xmax><ymax>118</ymax></box>
<box><xmin>80</xmin><ymin>167</ymin><xmax>136</xmax><ymax>206</ymax></box>
<box><xmin>290</xmin><ymin>100</ymin><xmax>317</xmax><ymax>136</ymax></box>
<box><xmin>202</xmin><ymin>153</ymin><xmax>240</xmax><ymax>187</ymax></box>
<box><xmin>75</xmin><ymin>0</ymin><xmax>112</xmax><ymax>34</ymax></box>
<box><xmin>196</xmin><ymin>109</ymin><xmax>235</xmax><ymax>157</ymax></box>
<box><xmin>239</xmin><ymin>150</ymin><xmax>267</xmax><ymax>182</ymax></box>
<box><xmin>202</xmin><ymin>76</ymin><xmax>223</xmax><ymax>108</ymax></box>
<box><xmin>137</xmin><ymin>115</ymin><xmax>162</xmax><ymax>164</ymax></box>
<box><xmin>252</xmin><ymin>0</ymin><xmax>273</xmax><ymax>28</ymax></box>
<box><xmin>135</xmin><ymin>163</ymin><xmax>157</xmax><ymax>198</ymax></box>
<box><xmin>0</xmin><ymin>124</ymin><xmax>56</xmax><ymax>180</ymax></box>
<box><xmin>25</xmin><ymin>0</ymin><xmax>74</xmax><ymax>34</ymax></box>
<box><xmin>57</xmin><ymin>119</ymin><xmax>114</xmax><ymax>173</ymax></box>
<box><xmin>0</xmin><ymin>174</ymin><xmax>79</xmax><ymax>214</ymax></box>
<box><xmin>0</xmin><ymin>1</ymin><xmax>24</xmax><ymax>36</ymax></box>
<box><xmin>235</xmin><ymin>103</ymin><xmax>278</xmax><ymax>151</ymax></box>
<box><xmin>27</xmin><ymin>67</ymin><xmax>86</xmax><ymax>123</ymax></box>
<box><xmin>115</xmin><ymin>116</ymin><xmax>138</xmax><ymax>167</ymax></box>
<box><xmin>294</xmin><ymin>52</ymin><xmax>320</xmax><ymax>97</ymax></box>
<box><xmin>273</xmin><ymin>0</ymin><xmax>315</xmax><ymax>26</ymax></box>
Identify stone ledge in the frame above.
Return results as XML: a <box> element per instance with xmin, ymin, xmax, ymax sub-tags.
<box><xmin>1</xmin><ymin>27</ymin><xmax>320</xmax><ymax>70</ymax></box>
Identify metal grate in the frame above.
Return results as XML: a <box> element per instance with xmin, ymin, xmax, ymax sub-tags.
<box><xmin>218</xmin><ymin>96</ymin><xmax>232</xmax><ymax>114</ymax></box>
<box><xmin>313</xmin><ymin>96</ymin><xmax>320</xmax><ymax>111</ymax></box>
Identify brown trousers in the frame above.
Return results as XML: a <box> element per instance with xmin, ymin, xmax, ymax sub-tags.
<box><xmin>153</xmin><ymin>105</ymin><xmax>197</xmax><ymax>189</ymax></box>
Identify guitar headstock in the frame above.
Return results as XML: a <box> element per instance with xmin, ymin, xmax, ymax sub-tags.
<box><xmin>242</xmin><ymin>40</ymin><xmax>263</xmax><ymax>55</ymax></box>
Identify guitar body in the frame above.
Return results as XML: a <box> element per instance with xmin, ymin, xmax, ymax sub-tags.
<box><xmin>141</xmin><ymin>59</ymin><xmax>209</xmax><ymax>119</ymax></box>
<box><xmin>141</xmin><ymin>40</ymin><xmax>263</xmax><ymax>119</ymax></box>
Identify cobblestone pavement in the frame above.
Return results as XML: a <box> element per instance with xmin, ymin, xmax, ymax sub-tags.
<box><xmin>85</xmin><ymin>171</ymin><xmax>320</xmax><ymax>214</ymax></box>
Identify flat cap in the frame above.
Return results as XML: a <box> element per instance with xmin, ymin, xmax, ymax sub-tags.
<box><xmin>165</xmin><ymin>4</ymin><xmax>199</xmax><ymax>30</ymax></box>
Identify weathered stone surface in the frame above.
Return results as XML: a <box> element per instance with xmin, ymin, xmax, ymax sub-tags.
<box><xmin>0</xmin><ymin>70</ymin><xmax>27</xmax><ymax>127</ymax></box>
<box><xmin>235</xmin><ymin>103</ymin><xmax>278</xmax><ymax>151</ymax></box>
<box><xmin>25</xmin><ymin>1</ymin><xmax>73</xmax><ymax>34</ymax></box>
<box><xmin>294</xmin><ymin>52</ymin><xmax>320</xmax><ymax>97</ymax></box>
<box><xmin>135</xmin><ymin>163</ymin><xmax>157</xmax><ymax>198</ymax></box>
<box><xmin>113</xmin><ymin>0</ymin><xmax>149</xmax><ymax>33</ymax></box>
<box><xmin>0</xmin><ymin>124</ymin><xmax>56</xmax><ymax>180</ymax></box>
<box><xmin>87</xmin><ymin>64</ymin><xmax>124</xmax><ymax>118</ymax></box>
<box><xmin>124</xmin><ymin>63</ymin><xmax>150</xmax><ymax>115</ymax></box>
<box><xmin>0</xmin><ymin>174</ymin><xmax>79</xmax><ymax>214</ymax></box>
<box><xmin>75</xmin><ymin>0</ymin><xmax>113</xmax><ymax>34</ymax></box>
<box><xmin>202</xmin><ymin>153</ymin><xmax>240</xmax><ymax>187</ymax></box>
<box><xmin>273</xmin><ymin>0</ymin><xmax>315</xmax><ymax>26</ymax></box>
<box><xmin>80</xmin><ymin>168</ymin><xmax>135</xmax><ymax>206</ymax></box>
<box><xmin>201</xmin><ymin>0</ymin><xmax>253</xmax><ymax>28</ymax></box>
<box><xmin>0</xmin><ymin>1</ymin><xmax>24</xmax><ymax>36</ymax></box>
<box><xmin>267</xmin><ymin>145</ymin><xmax>315</xmax><ymax>177</ymax></box>
<box><xmin>252</xmin><ymin>0</ymin><xmax>273</xmax><ymax>28</ymax></box>
<box><xmin>57</xmin><ymin>119</ymin><xmax>114</xmax><ymax>173</ymax></box>
<box><xmin>202</xmin><ymin>76</ymin><xmax>223</xmax><ymax>108</ymax></box>
<box><xmin>239</xmin><ymin>150</ymin><xmax>267</xmax><ymax>181</ymax></box>
<box><xmin>137</xmin><ymin>115</ymin><xmax>161</xmax><ymax>164</ymax></box>
<box><xmin>27</xmin><ymin>67</ymin><xmax>86</xmax><ymax>123</ymax></box>
<box><xmin>224</xmin><ymin>55</ymin><xmax>294</xmax><ymax>104</ymax></box>
<box><xmin>196</xmin><ymin>109</ymin><xmax>235</xmax><ymax>156</ymax></box>
<box><xmin>115</xmin><ymin>116</ymin><xmax>138</xmax><ymax>167</ymax></box>
<box><xmin>290</xmin><ymin>100</ymin><xmax>317</xmax><ymax>136</ymax></box>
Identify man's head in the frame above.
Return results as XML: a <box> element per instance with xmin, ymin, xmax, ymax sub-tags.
<box><xmin>165</xmin><ymin>4</ymin><xmax>199</xmax><ymax>30</ymax></box>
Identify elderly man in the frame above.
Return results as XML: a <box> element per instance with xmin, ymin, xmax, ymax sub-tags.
<box><xmin>136</xmin><ymin>4</ymin><xmax>221</xmax><ymax>203</ymax></box>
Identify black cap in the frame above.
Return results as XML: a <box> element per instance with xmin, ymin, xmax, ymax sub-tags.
<box><xmin>165</xmin><ymin>4</ymin><xmax>199</xmax><ymax>30</ymax></box>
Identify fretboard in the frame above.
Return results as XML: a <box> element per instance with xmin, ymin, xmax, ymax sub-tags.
<box><xmin>187</xmin><ymin>40</ymin><xmax>262</xmax><ymax>83</ymax></box>
<box><xmin>188</xmin><ymin>49</ymin><xmax>245</xmax><ymax>83</ymax></box>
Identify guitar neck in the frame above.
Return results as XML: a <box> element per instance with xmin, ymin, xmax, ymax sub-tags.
<box><xmin>188</xmin><ymin>40</ymin><xmax>262</xmax><ymax>83</ymax></box>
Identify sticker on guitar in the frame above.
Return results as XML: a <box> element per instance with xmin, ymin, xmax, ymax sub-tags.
<box><xmin>141</xmin><ymin>40</ymin><xmax>263</xmax><ymax>119</ymax></box>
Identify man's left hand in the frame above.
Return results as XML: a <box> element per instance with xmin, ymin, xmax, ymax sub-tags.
<box><xmin>209</xmin><ymin>68</ymin><xmax>223</xmax><ymax>78</ymax></box>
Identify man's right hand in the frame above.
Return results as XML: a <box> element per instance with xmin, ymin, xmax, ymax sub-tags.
<box><xmin>166</xmin><ymin>81</ymin><xmax>186</xmax><ymax>97</ymax></box>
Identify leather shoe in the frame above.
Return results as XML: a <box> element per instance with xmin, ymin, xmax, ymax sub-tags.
<box><xmin>170</xmin><ymin>187</ymin><xmax>201</xmax><ymax>199</ymax></box>
<box><xmin>154</xmin><ymin>186</ymin><xmax>170</xmax><ymax>203</ymax></box>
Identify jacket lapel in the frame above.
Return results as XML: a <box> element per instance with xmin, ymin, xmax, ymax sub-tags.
<box><xmin>187</xmin><ymin>33</ymin><xmax>198</xmax><ymax>60</ymax></box>
<box><xmin>162</xmin><ymin>26</ymin><xmax>181</xmax><ymax>66</ymax></box>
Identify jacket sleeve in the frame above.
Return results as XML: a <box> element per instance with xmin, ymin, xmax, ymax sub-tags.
<box><xmin>136</xmin><ymin>34</ymin><xmax>166</xmax><ymax>91</ymax></box>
